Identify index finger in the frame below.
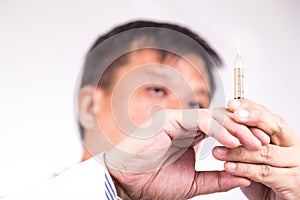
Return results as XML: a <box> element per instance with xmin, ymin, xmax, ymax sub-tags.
<box><xmin>163</xmin><ymin>109</ymin><xmax>263</xmax><ymax>150</ymax></box>
<box><xmin>228</xmin><ymin>99</ymin><xmax>299</xmax><ymax>146</ymax></box>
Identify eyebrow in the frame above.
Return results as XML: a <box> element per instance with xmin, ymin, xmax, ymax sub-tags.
<box><xmin>142</xmin><ymin>65</ymin><xmax>177</xmax><ymax>78</ymax></box>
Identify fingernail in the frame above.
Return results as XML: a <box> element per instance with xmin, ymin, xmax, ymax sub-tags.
<box><xmin>230</xmin><ymin>99</ymin><xmax>241</xmax><ymax>109</ymax></box>
<box><xmin>227</xmin><ymin>162</ymin><xmax>236</xmax><ymax>170</ymax></box>
<box><xmin>237</xmin><ymin>109</ymin><xmax>249</xmax><ymax>119</ymax></box>
<box><xmin>216</xmin><ymin>147</ymin><xmax>228</xmax><ymax>156</ymax></box>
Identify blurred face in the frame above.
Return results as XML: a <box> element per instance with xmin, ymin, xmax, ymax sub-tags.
<box><xmin>92</xmin><ymin>49</ymin><xmax>211</xmax><ymax>147</ymax></box>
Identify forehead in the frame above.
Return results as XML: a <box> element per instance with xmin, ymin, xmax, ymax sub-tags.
<box><xmin>162</xmin><ymin>52</ymin><xmax>209</xmax><ymax>87</ymax></box>
<box><xmin>117</xmin><ymin>49</ymin><xmax>209</xmax><ymax>85</ymax></box>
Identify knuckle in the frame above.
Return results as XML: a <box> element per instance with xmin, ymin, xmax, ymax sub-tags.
<box><xmin>260</xmin><ymin>145</ymin><xmax>273</xmax><ymax>161</ymax></box>
<box><xmin>255</xmin><ymin>109</ymin><xmax>264</xmax><ymax>125</ymax></box>
<box><xmin>231</xmin><ymin>127</ymin><xmax>239</xmax><ymax>137</ymax></box>
<box><xmin>232</xmin><ymin>146</ymin><xmax>244</xmax><ymax>157</ymax></box>
<box><xmin>288</xmin><ymin>168</ymin><xmax>300</xmax><ymax>189</ymax></box>
<box><xmin>274</xmin><ymin>114</ymin><xmax>285</xmax><ymax>134</ymax></box>
<box><xmin>243</xmin><ymin>163</ymin><xmax>251</xmax><ymax>175</ymax></box>
<box><xmin>259</xmin><ymin>165</ymin><xmax>272</xmax><ymax>180</ymax></box>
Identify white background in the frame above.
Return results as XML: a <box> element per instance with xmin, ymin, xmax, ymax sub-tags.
<box><xmin>1</xmin><ymin>0</ymin><xmax>300</xmax><ymax>199</ymax></box>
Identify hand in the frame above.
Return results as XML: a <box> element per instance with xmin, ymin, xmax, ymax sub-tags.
<box><xmin>104</xmin><ymin>108</ymin><xmax>267</xmax><ymax>200</ymax></box>
<box><xmin>213</xmin><ymin>99</ymin><xmax>300</xmax><ymax>200</ymax></box>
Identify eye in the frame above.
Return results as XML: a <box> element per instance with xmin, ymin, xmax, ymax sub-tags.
<box><xmin>188</xmin><ymin>101</ymin><xmax>203</xmax><ymax>108</ymax></box>
<box><xmin>148</xmin><ymin>86</ymin><xmax>167</xmax><ymax>97</ymax></box>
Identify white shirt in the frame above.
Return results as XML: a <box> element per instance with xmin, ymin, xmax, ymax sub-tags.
<box><xmin>2</xmin><ymin>155</ymin><xmax>121</xmax><ymax>200</ymax></box>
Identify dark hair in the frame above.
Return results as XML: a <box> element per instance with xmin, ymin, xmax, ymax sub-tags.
<box><xmin>79</xmin><ymin>20</ymin><xmax>222</xmax><ymax>139</ymax></box>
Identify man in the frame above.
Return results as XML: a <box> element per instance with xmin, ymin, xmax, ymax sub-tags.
<box><xmin>76</xmin><ymin>21</ymin><xmax>300</xmax><ymax>199</ymax></box>
<box><xmin>7</xmin><ymin>21</ymin><xmax>300</xmax><ymax>199</ymax></box>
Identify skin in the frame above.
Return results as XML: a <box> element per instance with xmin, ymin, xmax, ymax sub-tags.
<box><xmin>213</xmin><ymin>99</ymin><xmax>300</xmax><ymax>200</ymax></box>
<box><xmin>78</xmin><ymin>49</ymin><xmax>286</xmax><ymax>199</ymax></box>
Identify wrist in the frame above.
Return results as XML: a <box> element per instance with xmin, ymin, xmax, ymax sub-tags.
<box><xmin>104</xmin><ymin>152</ymin><xmax>137</xmax><ymax>199</ymax></box>
<box><xmin>109</xmin><ymin>170</ymin><xmax>132</xmax><ymax>200</ymax></box>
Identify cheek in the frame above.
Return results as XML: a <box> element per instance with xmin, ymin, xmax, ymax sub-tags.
<box><xmin>128</xmin><ymin>91</ymin><xmax>182</xmax><ymax>125</ymax></box>
<box><xmin>128</xmin><ymin>93</ymin><xmax>154</xmax><ymax>126</ymax></box>
<box><xmin>93</xmin><ymin>103</ymin><xmax>124</xmax><ymax>145</ymax></box>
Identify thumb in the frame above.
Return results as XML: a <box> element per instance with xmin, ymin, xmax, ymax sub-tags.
<box><xmin>189</xmin><ymin>171</ymin><xmax>251</xmax><ymax>196</ymax></box>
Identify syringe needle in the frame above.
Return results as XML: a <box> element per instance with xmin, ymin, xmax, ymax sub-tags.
<box><xmin>234</xmin><ymin>47</ymin><xmax>244</xmax><ymax>99</ymax></box>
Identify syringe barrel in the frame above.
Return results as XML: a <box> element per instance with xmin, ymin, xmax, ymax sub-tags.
<box><xmin>234</xmin><ymin>68</ymin><xmax>244</xmax><ymax>99</ymax></box>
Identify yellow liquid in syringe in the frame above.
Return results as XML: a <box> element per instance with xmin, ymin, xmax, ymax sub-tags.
<box><xmin>234</xmin><ymin>68</ymin><xmax>244</xmax><ymax>99</ymax></box>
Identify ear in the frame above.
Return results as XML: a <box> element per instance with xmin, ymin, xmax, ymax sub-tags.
<box><xmin>78</xmin><ymin>85</ymin><xmax>103</xmax><ymax>130</ymax></box>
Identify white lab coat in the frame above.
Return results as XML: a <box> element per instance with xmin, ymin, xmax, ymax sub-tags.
<box><xmin>2</xmin><ymin>157</ymin><xmax>113</xmax><ymax>200</ymax></box>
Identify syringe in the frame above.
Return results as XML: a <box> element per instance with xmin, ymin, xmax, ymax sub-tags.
<box><xmin>234</xmin><ymin>48</ymin><xmax>244</xmax><ymax>99</ymax></box>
